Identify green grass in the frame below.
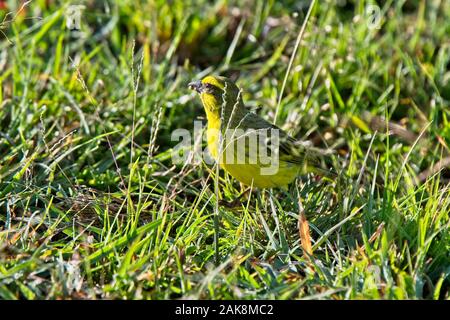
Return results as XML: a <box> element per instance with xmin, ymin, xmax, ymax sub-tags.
<box><xmin>0</xmin><ymin>0</ymin><xmax>449</xmax><ymax>299</ymax></box>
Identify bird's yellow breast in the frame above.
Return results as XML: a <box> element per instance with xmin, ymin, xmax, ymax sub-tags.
<box><xmin>201</xmin><ymin>92</ymin><xmax>221</xmax><ymax>160</ymax></box>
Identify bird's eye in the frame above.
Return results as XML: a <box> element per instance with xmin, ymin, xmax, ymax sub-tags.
<box><xmin>204</xmin><ymin>83</ymin><xmax>214</xmax><ymax>91</ymax></box>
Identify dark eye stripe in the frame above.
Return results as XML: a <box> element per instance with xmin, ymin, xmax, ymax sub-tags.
<box><xmin>203</xmin><ymin>83</ymin><xmax>216</xmax><ymax>93</ymax></box>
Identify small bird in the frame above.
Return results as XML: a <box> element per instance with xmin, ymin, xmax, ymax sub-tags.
<box><xmin>189</xmin><ymin>75</ymin><xmax>334</xmax><ymax>189</ymax></box>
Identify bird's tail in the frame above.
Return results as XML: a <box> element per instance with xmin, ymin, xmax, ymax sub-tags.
<box><xmin>300</xmin><ymin>144</ymin><xmax>339</xmax><ymax>179</ymax></box>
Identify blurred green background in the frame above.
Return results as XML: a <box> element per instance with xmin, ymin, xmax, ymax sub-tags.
<box><xmin>0</xmin><ymin>0</ymin><xmax>449</xmax><ymax>299</ymax></box>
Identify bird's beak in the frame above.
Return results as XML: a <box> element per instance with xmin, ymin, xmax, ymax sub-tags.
<box><xmin>188</xmin><ymin>80</ymin><xmax>202</xmax><ymax>93</ymax></box>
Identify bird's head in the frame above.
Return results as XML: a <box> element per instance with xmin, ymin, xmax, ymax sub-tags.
<box><xmin>189</xmin><ymin>75</ymin><xmax>242</xmax><ymax>118</ymax></box>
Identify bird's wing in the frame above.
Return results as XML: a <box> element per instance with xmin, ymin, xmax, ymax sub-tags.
<box><xmin>230</xmin><ymin>112</ymin><xmax>334</xmax><ymax>173</ymax></box>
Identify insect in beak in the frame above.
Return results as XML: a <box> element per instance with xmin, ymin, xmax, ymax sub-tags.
<box><xmin>188</xmin><ymin>80</ymin><xmax>203</xmax><ymax>93</ymax></box>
